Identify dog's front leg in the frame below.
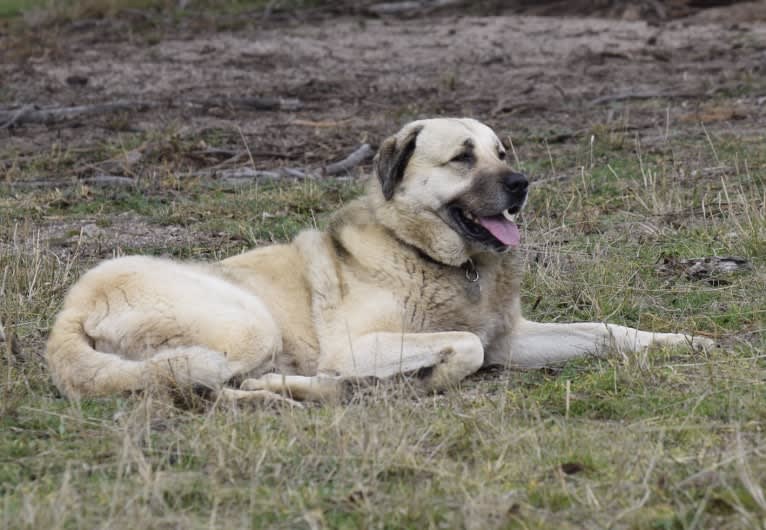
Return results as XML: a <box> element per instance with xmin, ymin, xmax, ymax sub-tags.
<box><xmin>336</xmin><ymin>331</ymin><xmax>485</xmax><ymax>390</ymax></box>
<box><xmin>499</xmin><ymin>319</ymin><xmax>715</xmax><ymax>369</ymax></box>
<box><xmin>239</xmin><ymin>374</ymin><xmax>347</xmax><ymax>402</ymax></box>
<box><xmin>217</xmin><ymin>387</ymin><xmax>305</xmax><ymax>408</ymax></box>
<box><xmin>241</xmin><ymin>331</ymin><xmax>484</xmax><ymax>401</ymax></box>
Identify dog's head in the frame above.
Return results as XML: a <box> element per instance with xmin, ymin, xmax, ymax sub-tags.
<box><xmin>372</xmin><ymin>118</ymin><xmax>528</xmax><ymax>266</ymax></box>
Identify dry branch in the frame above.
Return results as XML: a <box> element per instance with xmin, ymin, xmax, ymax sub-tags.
<box><xmin>0</xmin><ymin>104</ymin><xmax>35</xmax><ymax>129</ymax></box>
<box><xmin>207</xmin><ymin>167</ymin><xmax>313</xmax><ymax>188</ymax></box>
<box><xmin>367</xmin><ymin>0</ymin><xmax>465</xmax><ymax>16</ymax></box>
<box><xmin>192</xmin><ymin>147</ymin><xmax>240</xmax><ymax>158</ymax></box>
<box><xmin>81</xmin><ymin>175</ymin><xmax>137</xmax><ymax>187</ymax></box>
<box><xmin>292</xmin><ymin>119</ymin><xmax>352</xmax><ymax>128</ymax></box>
<box><xmin>208</xmin><ymin>143</ymin><xmax>375</xmax><ymax>183</ymax></box>
<box><xmin>3</xmin><ymin>175</ymin><xmax>136</xmax><ymax>188</ymax></box>
<box><xmin>6</xmin><ymin>133</ymin><xmax>372</xmax><ymax>190</ymax></box>
<box><xmin>215</xmin><ymin>167</ymin><xmax>311</xmax><ymax>181</ymax></box>
<box><xmin>0</xmin><ymin>101</ymin><xmax>156</xmax><ymax>127</ymax></box>
<box><xmin>368</xmin><ymin>1</ymin><xmax>422</xmax><ymax>14</ymax></box>
<box><xmin>590</xmin><ymin>91</ymin><xmax>702</xmax><ymax>106</ymax></box>
<box><xmin>0</xmin><ymin>96</ymin><xmax>303</xmax><ymax>128</ymax></box>
<box><xmin>324</xmin><ymin>144</ymin><xmax>374</xmax><ymax>175</ymax></box>
<box><xmin>219</xmin><ymin>168</ymin><xmax>281</xmax><ymax>180</ymax></box>
<box><xmin>192</xmin><ymin>97</ymin><xmax>302</xmax><ymax>112</ymax></box>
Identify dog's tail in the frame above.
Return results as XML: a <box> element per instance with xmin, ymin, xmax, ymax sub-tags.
<box><xmin>45</xmin><ymin>309</ymin><xmax>233</xmax><ymax>399</ymax></box>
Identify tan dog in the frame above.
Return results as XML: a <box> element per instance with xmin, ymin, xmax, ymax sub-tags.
<box><xmin>46</xmin><ymin>118</ymin><xmax>712</xmax><ymax>403</ymax></box>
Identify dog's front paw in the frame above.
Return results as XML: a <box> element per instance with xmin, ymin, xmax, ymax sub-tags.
<box><xmin>241</xmin><ymin>373</ymin><xmax>296</xmax><ymax>392</ymax></box>
<box><xmin>652</xmin><ymin>331</ymin><xmax>718</xmax><ymax>352</ymax></box>
<box><xmin>690</xmin><ymin>335</ymin><xmax>718</xmax><ymax>352</ymax></box>
<box><xmin>240</xmin><ymin>375</ymin><xmax>272</xmax><ymax>391</ymax></box>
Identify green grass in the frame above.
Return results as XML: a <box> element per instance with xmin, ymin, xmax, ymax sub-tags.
<box><xmin>1</xmin><ymin>76</ymin><xmax>765</xmax><ymax>530</ymax></box>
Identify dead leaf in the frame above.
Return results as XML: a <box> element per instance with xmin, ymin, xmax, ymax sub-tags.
<box><xmin>292</xmin><ymin>119</ymin><xmax>352</xmax><ymax>128</ymax></box>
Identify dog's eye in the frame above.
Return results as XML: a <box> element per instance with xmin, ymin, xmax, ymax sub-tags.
<box><xmin>450</xmin><ymin>151</ymin><xmax>474</xmax><ymax>165</ymax></box>
<box><xmin>498</xmin><ymin>151</ymin><xmax>506</xmax><ymax>160</ymax></box>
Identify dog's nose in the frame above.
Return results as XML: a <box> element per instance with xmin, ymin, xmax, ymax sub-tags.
<box><xmin>503</xmin><ymin>172</ymin><xmax>529</xmax><ymax>195</ymax></box>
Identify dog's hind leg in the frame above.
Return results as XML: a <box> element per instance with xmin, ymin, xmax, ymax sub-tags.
<box><xmin>46</xmin><ymin>256</ymin><xmax>284</xmax><ymax>398</ymax></box>
<box><xmin>495</xmin><ymin>318</ymin><xmax>715</xmax><ymax>369</ymax></box>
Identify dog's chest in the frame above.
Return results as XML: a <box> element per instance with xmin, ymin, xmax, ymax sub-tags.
<box><xmin>396</xmin><ymin>256</ymin><xmax>512</xmax><ymax>341</ymax></box>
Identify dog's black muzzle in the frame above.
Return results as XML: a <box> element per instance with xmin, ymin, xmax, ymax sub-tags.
<box><xmin>502</xmin><ymin>171</ymin><xmax>529</xmax><ymax>214</ymax></box>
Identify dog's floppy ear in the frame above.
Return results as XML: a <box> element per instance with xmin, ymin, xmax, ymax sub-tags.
<box><xmin>375</xmin><ymin>125</ymin><xmax>423</xmax><ymax>200</ymax></box>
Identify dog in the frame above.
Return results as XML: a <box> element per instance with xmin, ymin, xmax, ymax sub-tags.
<box><xmin>45</xmin><ymin>118</ymin><xmax>713</xmax><ymax>403</ymax></box>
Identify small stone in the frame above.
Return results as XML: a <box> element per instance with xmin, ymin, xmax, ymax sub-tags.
<box><xmin>81</xmin><ymin>223</ymin><xmax>104</xmax><ymax>238</ymax></box>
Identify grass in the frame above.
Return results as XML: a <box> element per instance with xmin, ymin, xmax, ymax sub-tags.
<box><xmin>1</xmin><ymin>125</ymin><xmax>764</xmax><ymax>528</ymax></box>
<box><xmin>1</xmin><ymin>4</ymin><xmax>765</xmax><ymax>526</ymax></box>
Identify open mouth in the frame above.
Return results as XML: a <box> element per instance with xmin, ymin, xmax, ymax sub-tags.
<box><xmin>449</xmin><ymin>206</ymin><xmax>521</xmax><ymax>248</ymax></box>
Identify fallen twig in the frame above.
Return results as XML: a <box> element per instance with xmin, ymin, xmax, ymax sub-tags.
<box><xmin>491</xmin><ymin>99</ymin><xmax>549</xmax><ymax>117</ymax></box>
<box><xmin>368</xmin><ymin>0</ymin><xmax>421</xmax><ymax>14</ymax></box>
<box><xmin>198</xmin><ymin>152</ymin><xmax>249</xmax><ymax>172</ymax></box>
<box><xmin>9</xmin><ymin>144</ymin><xmax>370</xmax><ymax>188</ymax></box>
<box><xmin>292</xmin><ymin>119</ymin><xmax>351</xmax><ymax>128</ymax></box>
<box><xmin>80</xmin><ymin>175</ymin><xmax>137</xmax><ymax>187</ymax></box>
<box><xmin>1</xmin><ymin>179</ymin><xmax>60</xmax><ymax>188</ymax></box>
<box><xmin>191</xmin><ymin>147</ymin><xmax>241</xmax><ymax>158</ymax></box>
<box><xmin>590</xmin><ymin>91</ymin><xmax>702</xmax><ymax>106</ymax></box>
<box><xmin>324</xmin><ymin>144</ymin><xmax>374</xmax><ymax>175</ymax></box>
<box><xmin>73</xmin><ymin>145</ymin><xmax>147</xmax><ymax>177</ymax></box>
<box><xmin>0</xmin><ymin>104</ymin><xmax>35</xmax><ymax>129</ymax></box>
<box><xmin>3</xmin><ymin>176</ymin><xmax>136</xmax><ymax>188</ymax></box>
<box><xmin>191</xmin><ymin>97</ymin><xmax>302</xmax><ymax>112</ymax></box>
<box><xmin>367</xmin><ymin>0</ymin><xmax>464</xmax><ymax>16</ymax></box>
<box><xmin>234</xmin><ymin>97</ymin><xmax>301</xmax><ymax>111</ymax></box>
<box><xmin>213</xmin><ymin>167</ymin><xmax>313</xmax><ymax>181</ymax></box>
<box><xmin>204</xmin><ymin>144</ymin><xmax>375</xmax><ymax>182</ymax></box>
<box><xmin>203</xmin><ymin>167</ymin><xmax>314</xmax><ymax>188</ymax></box>
<box><xmin>0</xmin><ymin>101</ymin><xmax>156</xmax><ymax>126</ymax></box>
<box><xmin>281</xmin><ymin>167</ymin><xmax>308</xmax><ymax>179</ymax></box>
<box><xmin>0</xmin><ymin>95</ymin><xmax>303</xmax><ymax>128</ymax></box>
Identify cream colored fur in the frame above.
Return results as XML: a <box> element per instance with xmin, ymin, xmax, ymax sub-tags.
<box><xmin>45</xmin><ymin>118</ymin><xmax>713</xmax><ymax>402</ymax></box>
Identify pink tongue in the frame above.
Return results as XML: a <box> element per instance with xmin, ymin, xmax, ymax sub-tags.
<box><xmin>478</xmin><ymin>216</ymin><xmax>520</xmax><ymax>247</ymax></box>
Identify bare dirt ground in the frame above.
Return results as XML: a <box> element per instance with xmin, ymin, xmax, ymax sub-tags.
<box><xmin>1</xmin><ymin>3</ymin><xmax>765</xmax><ymax>248</ymax></box>
<box><xmin>3</xmin><ymin>4</ymin><xmax>766</xmax><ymax>171</ymax></box>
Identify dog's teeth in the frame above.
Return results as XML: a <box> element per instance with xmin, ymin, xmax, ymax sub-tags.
<box><xmin>503</xmin><ymin>210</ymin><xmax>516</xmax><ymax>223</ymax></box>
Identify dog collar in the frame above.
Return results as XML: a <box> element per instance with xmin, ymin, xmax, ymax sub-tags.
<box><xmin>463</xmin><ymin>259</ymin><xmax>479</xmax><ymax>282</ymax></box>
